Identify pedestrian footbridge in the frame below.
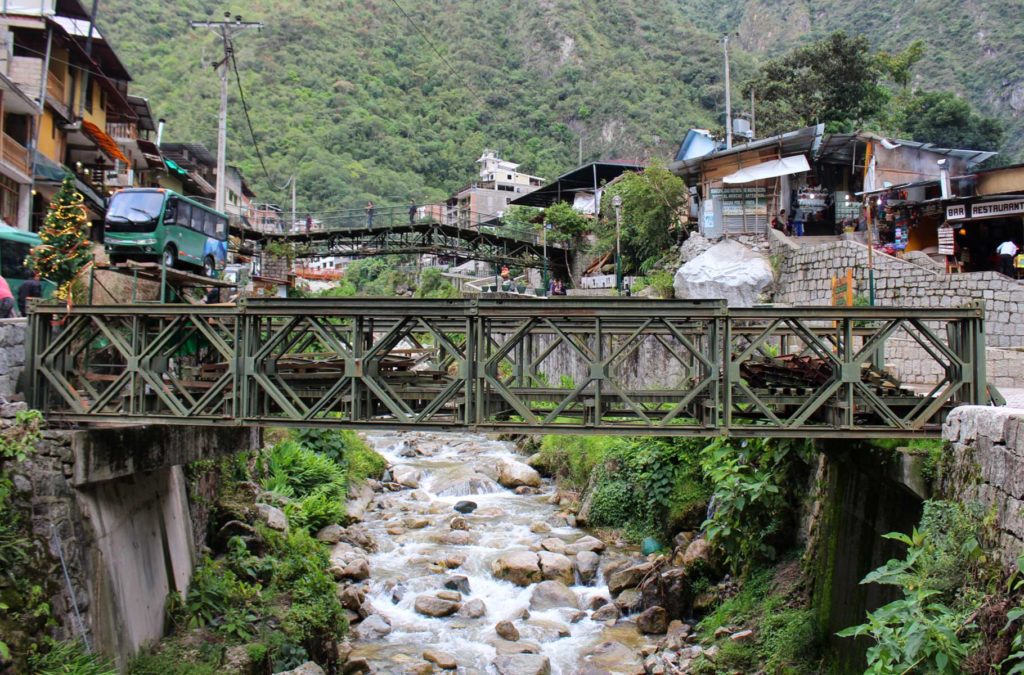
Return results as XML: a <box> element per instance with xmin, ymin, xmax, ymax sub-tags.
<box><xmin>25</xmin><ymin>298</ymin><xmax>993</xmax><ymax>438</ymax></box>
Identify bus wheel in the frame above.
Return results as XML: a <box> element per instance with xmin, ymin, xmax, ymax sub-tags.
<box><xmin>203</xmin><ymin>256</ymin><xmax>216</xmax><ymax>277</ymax></box>
<box><xmin>162</xmin><ymin>246</ymin><xmax>177</xmax><ymax>269</ymax></box>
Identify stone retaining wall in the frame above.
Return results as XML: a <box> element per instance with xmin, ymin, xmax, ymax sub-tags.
<box><xmin>0</xmin><ymin>318</ymin><xmax>26</xmax><ymax>398</ymax></box>
<box><xmin>940</xmin><ymin>406</ymin><xmax>1024</xmax><ymax>566</ymax></box>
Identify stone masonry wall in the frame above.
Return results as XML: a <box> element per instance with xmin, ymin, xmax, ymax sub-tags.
<box><xmin>0</xmin><ymin>318</ymin><xmax>27</xmax><ymax>399</ymax></box>
<box><xmin>940</xmin><ymin>406</ymin><xmax>1024</xmax><ymax>567</ymax></box>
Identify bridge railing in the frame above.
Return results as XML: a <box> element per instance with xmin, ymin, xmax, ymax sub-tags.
<box><xmin>25</xmin><ymin>299</ymin><xmax>989</xmax><ymax>437</ymax></box>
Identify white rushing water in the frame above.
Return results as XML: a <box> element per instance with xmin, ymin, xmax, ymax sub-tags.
<box><xmin>349</xmin><ymin>431</ymin><xmax>644</xmax><ymax>674</ymax></box>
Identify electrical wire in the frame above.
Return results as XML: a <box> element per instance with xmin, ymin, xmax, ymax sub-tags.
<box><xmin>229</xmin><ymin>49</ymin><xmax>272</xmax><ymax>183</ymax></box>
<box><xmin>387</xmin><ymin>0</ymin><xmax>487</xmax><ymax>107</ymax></box>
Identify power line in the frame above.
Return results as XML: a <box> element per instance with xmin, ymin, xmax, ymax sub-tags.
<box><xmin>229</xmin><ymin>50</ymin><xmax>271</xmax><ymax>182</ymax></box>
<box><xmin>387</xmin><ymin>0</ymin><xmax>487</xmax><ymax>107</ymax></box>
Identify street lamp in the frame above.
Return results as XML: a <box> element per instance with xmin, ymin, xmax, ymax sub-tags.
<box><xmin>612</xmin><ymin>194</ymin><xmax>623</xmax><ymax>294</ymax></box>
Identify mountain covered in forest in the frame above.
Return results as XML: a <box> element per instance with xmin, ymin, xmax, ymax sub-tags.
<box><xmin>97</xmin><ymin>0</ymin><xmax>1023</xmax><ymax>214</ymax></box>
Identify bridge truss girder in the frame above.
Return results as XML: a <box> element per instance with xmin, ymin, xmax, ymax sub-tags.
<box><xmin>26</xmin><ymin>299</ymin><xmax>989</xmax><ymax>438</ymax></box>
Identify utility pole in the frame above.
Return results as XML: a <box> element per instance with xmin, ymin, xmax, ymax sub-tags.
<box><xmin>723</xmin><ymin>35</ymin><xmax>732</xmax><ymax>149</ymax></box>
<box><xmin>190</xmin><ymin>14</ymin><xmax>262</xmax><ymax>213</ymax></box>
<box><xmin>291</xmin><ymin>175</ymin><xmax>297</xmax><ymax>232</ymax></box>
<box><xmin>612</xmin><ymin>194</ymin><xmax>623</xmax><ymax>295</ymax></box>
<box><xmin>750</xmin><ymin>88</ymin><xmax>756</xmax><ymax>139</ymax></box>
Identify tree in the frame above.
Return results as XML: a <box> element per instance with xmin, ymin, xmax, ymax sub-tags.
<box><xmin>876</xmin><ymin>40</ymin><xmax>926</xmax><ymax>90</ymax></box>
<box><xmin>745</xmin><ymin>32</ymin><xmax>888</xmax><ymax>135</ymax></box>
<box><xmin>542</xmin><ymin>201</ymin><xmax>589</xmax><ymax>244</ymax></box>
<box><xmin>598</xmin><ymin>166</ymin><xmax>688</xmax><ymax>273</ymax></box>
<box><xmin>898</xmin><ymin>91</ymin><xmax>1003</xmax><ymax>151</ymax></box>
<box><xmin>26</xmin><ymin>175</ymin><xmax>93</xmax><ymax>300</ymax></box>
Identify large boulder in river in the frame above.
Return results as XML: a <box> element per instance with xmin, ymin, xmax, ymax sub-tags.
<box><xmin>353</xmin><ymin>613</ymin><xmax>392</xmax><ymax>640</ymax></box>
<box><xmin>575</xmin><ymin>550</ymin><xmax>600</xmax><ymax>585</ymax></box>
<box><xmin>392</xmin><ymin>465</ymin><xmax>422</xmax><ymax>488</ymax></box>
<box><xmin>673</xmin><ymin>240</ymin><xmax>773</xmax><ymax>307</ymax></box>
<box><xmin>492</xmin><ymin>551</ymin><xmax>542</xmax><ymax>586</ymax></box>
<box><xmin>529</xmin><ymin>580</ymin><xmax>579</xmax><ymax>611</ymax></box>
<box><xmin>636</xmin><ymin>605</ymin><xmax>668</xmax><ymax>634</ymax></box>
<box><xmin>493</xmin><ymin>654</ymin><xmax>551</xmax><ymax>675</ymax></box>
<box><xmin>608</xmin><ymin>562</ymin><xmax>653</xmax><ymax>595</ymax></box>
<box><xmin>579</xmin><ymin>641</ymin><xmax>644</xmax><ymax>675</ymax></box>
<box><xmin>565</xmin><ymin>535</ymin><xmax>606</xmax><ymax>555</ymax></box>
<box><xmin>538</xmin><ymin>551</ymin><xmax>574</xmax><ymax>585</ymax></box>
<box><xmin>497</xmin><ymin>460</ymin><xmax>542</xmax><ymax>489</ymax></box>
<box><xmin>414</xmin><ymin>594</ymin><xmax>460</xmax><ymax>617</ymax></box>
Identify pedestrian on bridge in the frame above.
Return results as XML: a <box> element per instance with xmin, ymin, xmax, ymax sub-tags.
<box><xmin>366</xmin><ymin>201</ymin><xmax>375</xmax><ymax>231</ymax></box>
<box><xmin>409</xmin><ymin>199</ymin><xmax>417</xmax><ymax>226</ymax></box>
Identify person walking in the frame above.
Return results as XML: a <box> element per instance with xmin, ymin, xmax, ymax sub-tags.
<box><xmin>305</xmin><ymin>214</ymin><xmax>312</xmax><ymax>235</ymax></box>
<box><xmin>17</xmin><ymin>272</ymin><xmax>42</xmax><ymax>316</ymax></box>
<box><xmin>997</xmin><ymin>239</ymin><xmax>1019</xmax><ymax>276</ymax></box>
<box><xmin>366</xmin><ymin>201</ymin><xmax>375</xmax><ymax>231</ymax></box>
<box><xmin>408</xmin><ymin>199</ymin><xmax>417</xmax><ymax>226</ymax></box>
<box><xmin>0</xmin><ymin>274</ymin><xmax>14</xmax><ymax>318</ymax></box>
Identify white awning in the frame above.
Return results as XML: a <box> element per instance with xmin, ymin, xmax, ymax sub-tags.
<box><xmin>722</xmin><ymin>155</ymin><xmax>811</xmax><ymax>184</ymax></box>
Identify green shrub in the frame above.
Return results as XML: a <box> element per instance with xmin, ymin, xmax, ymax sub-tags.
<box><xmin>29</xmin><ymin>639</ymin><xmax>117</xmax><ymax>675</ymax></box>
<box><xmin>538</xmin><ymin>435</ymin><xmax>614</xmax><ymax>490</ymax></box>
<box><xmin>759</xmin><ymin>608</ymin><xmax>822</xmax><ymax>672</ymax></box>
<box><xmin>0</xmin><ymin>409</ymin><xmax>43</xmax><ymax>461</ymax></box>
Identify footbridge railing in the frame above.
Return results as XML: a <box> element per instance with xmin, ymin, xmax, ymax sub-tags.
<box><xmin>26</xmin><ymin>299</ymin><xmax>990</xmax><ymax>438</ymax></box>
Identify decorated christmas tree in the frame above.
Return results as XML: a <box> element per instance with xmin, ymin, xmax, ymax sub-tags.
<box><xmin>27</xmin><ymin>174</ymin><xmax>93</xmax><ymax>300</ymax></box>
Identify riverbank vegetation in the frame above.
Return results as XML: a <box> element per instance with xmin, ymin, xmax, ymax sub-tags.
<box><xmin>128</xmin><ymin>428</ymin><xmax>384</xmax><ymax>675</ymax></box>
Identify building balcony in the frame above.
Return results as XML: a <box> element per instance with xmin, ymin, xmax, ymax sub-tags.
<box><xmin>1</xmin><ymin>133</ymin><xmax>31</xmax><ymax>177</ymax></box>
<box><xmin>105</xmin><ymin>121</ymin><xmax>137</xmax><ymax>142</ymax></box>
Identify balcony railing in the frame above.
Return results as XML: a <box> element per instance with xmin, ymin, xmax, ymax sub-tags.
<box><xmin>106</xmin><ymin>122</ymin><xmax>137</xmax><ymax>141</ymax></box>
<box><xmin>1</xmin><ymin>133</ymin><xmax>30</xmax><ymax>176</ymax></box>
<box><xmin>46</xmin><ymin>71</ymin><xmax>65</xmax><ymax>105</ymax></box>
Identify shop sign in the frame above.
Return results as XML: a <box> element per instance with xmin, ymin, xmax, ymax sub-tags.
<box><xmin>946</xmin><ymin>204</ymin><xmax>967</xmax><ymax>221</ymax></box>
<box><xmin>937</xmin><ymin>226</ymin><xmax>955</xmax><ymax>256</ymax></box>
<box><xmin>710</xmin><ymin>187</ymin><xmax>767</xmax><ymax>216</ymax></box>
<box><xmin>970</xmin><ymin>199</ymin><xmax>1024</xmax><ymax>220</ymax></box>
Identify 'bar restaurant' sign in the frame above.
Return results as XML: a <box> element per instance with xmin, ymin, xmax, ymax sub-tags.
<box><xmin>947</xmin><ymin>199</ymin><xmax>1024</xmax><ymax>221</ymax></box>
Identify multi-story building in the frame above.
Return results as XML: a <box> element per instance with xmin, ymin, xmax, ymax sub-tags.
<box><xmin>224</xmin><ymin>164</ymin><xmax>256</xmax><ymax>227</ymax></box>
<box><xmin>446</xmin><ymin>150</ymin><xmax>544</xmax><ymax>228</ymax></box>
<box><xmin>0</xmin><ymin>70</ymin><xmax>41</xmax><ymax>228</ymax></box>
<box><xmin>158</xmin><ymin>142</ymin><xmax>217</xmax><ymax>204</ymax></box>
<box><xmin>0</xmin><ymin>0</ymin><xmax>139</xmax><ymax>231</ymax></box>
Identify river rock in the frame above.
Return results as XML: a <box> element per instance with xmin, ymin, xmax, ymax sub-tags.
<box><xmin>404</xmin><ymin>516</ymin><xmax>430</xmax><ymax>529</ymax></box>
<box><xmin>391</xmin><ymin>584</ymin><xmax>406</xmax><ymax>604</ymax></box>
<box><xmin>636</xmin><ymin>606</ymin><xmax>668</xmax><ymax>634</ymax></box>
<box><xmin>538</xmin><ymin>551</ymin><xmax>575</xmax><ymax>585</ymax></box>
<box><xmin>444</xmin><ymin>575</ymin><xmax>471</xmax><ymax>595</ymax></box>
<box><xmin>404</xmin><ymin>664</ymin><xmax>433</xmax><ymax>675</ymax></box>
<box><xmin>442</xmin><ymin>530</ymin><xmax>472</xmax><ymax>546</ymax></box>
<box><xmin>339</xmin><ymin>525</ymin><xmax>377</xmax><ymax>552</ymax></box>
<box><xmin>346</xmin><ymin>482</ymin><xmax>375</xmax><ymax>524</ymax></box>
<box><xmin>339</xmin><ymin>558</ymin><xmax>370</xmax><ymax>581</ymax></box>
<box><xmin>493</xmin><ymin>638</ymin><xmax>541</xmax><ymax>655</ymax></box>
<box><xmin>591</xmin><ymin>603</ymin><xmax>620</xmax><ymax>622</ymax></box>
<box><xmin>435</xmin><ymin>474</ymin><xmax>501</xmax><ymax>497</ymax></box>
<box><xmin>529</xmin><ymin>580</ymin><xmax>579</xmax><ymax>610</ymax></box>
<box><xmin>608</xmin><ymin>562</ymin><xmax>653</xmax><ymax>595</ymax></box>
<box><xmin>523</xmin><ymin>618</ymin><xmax>571</xmax><ymax>641</ymax></box>
<box><xmin>256</xmin><ymin>503</ymin><xmax>288</xmax><ymax>532</ymax></box>
<box><xmin>530</xmin><ymin>521</ymin><xmax>552</xmax><ymax>534</ymax></box>
<box><xmin>414</xmin><ymin>594</ymin><xmax>460</xmax><ymax>617</ymax></box>
<box><xmin>496</xmin><ymin>619</ymin><xmax>520</xmax><ymax>641</ymax></box>
<box><xmin>343</xmin><ymin>657</ymin><xmax>371</xmax><ymax>675</ymax></box>
<box><xmin>450</xmin><ymin>516</ymin><xmax>469</xmax><ymax>530</ymax></box>
<box><xmin>497</xmin><ymin>460</ymin><xmax>542</xmax><ymax>488</ymax></box>
<box><xmin>526</xmin><ymin>452</ymin><xmax>551</xmax><ymax>475</ymax></box>
<box><xmin>410</xmin><ymin>490</ymin><xmax>431</xmax><ymax>501</ymax></box>
<box><xmin>453</xmin><ymin>500</ymin><xmax>477</xmax><ymax>514</ymax></box>
<box><xmin>683</xmin><ymin>537</ymin><xmax>713</xmax><ymax>569</ymax></box>
<box><xmin>614</xmin><ymin>588</ymin><xmax>642</xmax><ymax>614</ymax></box>
<box><xmin>436</xmin><ymin>590</ymin><xmax>462</xmax><ymax>602</ymax></box>
<box><xmin>353</xmin><ymin>613</ymin><xmax>392</xmax><ymax>639</ymax></box>
<box><xmin>423</xmin><ymin>649</ymin><xmax>458</xmax><ymax>670</ymax></box>
<box><xmin>338</xmin><ymin>585</ymin><xmax>365</xmax><ymax>612</ymax></box>
<box><xmin>387</xmin><ymin>525</ymin><xmax>406</xmax><ymax>536</ymax></box>
<box><xmin>393</xmin><ymin>465</ymin><xmax>422</xmax><ymax>488</ymax></box>
<box><xmin>515</xmin><ymin>486</ymin><xmax>539</xmax><ymax>495</ymax></box>
<box><xmin>459</xmin><ymin>598</ymin><xmax>487</xmax><ymax>618</ymax></box>
<box><xmin>493</xmin><ymin>654</ymin><xmax>551</xmax><ymax>675</ymax></box>
<box><xmin>565</xmin><ymin>535</ymin><xmax>606</xmax><ymax>555</ymax></box>
<box><xmin>575</xmin><ymin>550</ymin><xmax>600</xmax><ymax>585</ymax></box>
<box><xmin>315</xmin><ymin>524</ymin><xmax>344</xmax><ymax>543</ymax></box>
<box><xmin>492</xmin><ymin>551</ymin><xmax>542</xmax><ymax>586</ymax></box>
<box><xmin>580</xmin><ymin>641</ymin><xmax>644</xmax><ymax>675</ymax></box>
<box><xmin>275</xmin><ymin>662</ymin><xmax>326</xmax><ymax>675</ymax></box>
<box><xmin>474</xmin><ymin>506</ymin><xmax>506</xmax><ymax>518</ymax></box>
<box><xmin>588</xmin><ymin>595</ymin><xmax>609</xmax><ymax>610</ymax></box>
<box><xmin>539</xmin><ymin>537</ymin><xmax>566</xmax><ymax>554</ymax></box>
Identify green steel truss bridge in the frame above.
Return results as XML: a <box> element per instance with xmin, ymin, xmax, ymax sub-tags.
<box><xmin>26</xmin><ymin>299</ymin><xmax>992</xmax><ymax>438</ymax></box>
<box><xmin>249</xmin><ymin>206</ymin><xmax>567</xmax><ymax>270</ymax></box>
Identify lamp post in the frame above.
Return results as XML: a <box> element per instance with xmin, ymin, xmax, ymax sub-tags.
<box><xmin>612</xmin><ymin>194</ymin><xmax>623</xmax><ymax>294</ymax></box>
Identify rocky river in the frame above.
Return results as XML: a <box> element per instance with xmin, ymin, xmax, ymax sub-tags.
<box><xmin>325</xmin><ymin>431</ymin><xmax>711</xmax><ymax>675</ymax></box>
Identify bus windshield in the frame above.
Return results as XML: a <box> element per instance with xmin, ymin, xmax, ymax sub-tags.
<box><xmin>105</xmin><ymin>191</ymin><xmax>166</xmax><ymax>231</ymax></box>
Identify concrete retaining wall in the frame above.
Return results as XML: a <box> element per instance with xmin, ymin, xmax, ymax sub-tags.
<box><xmin>0</xmin><ymin>318</ymin><xmax>26</xmax><ymax>398</ymax></box>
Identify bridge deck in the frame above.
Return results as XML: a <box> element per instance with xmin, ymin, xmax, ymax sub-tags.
<box><xmin>25</xmin><ymin>298</ymin><xmax>991</xmax><ymax>438</ymax></box>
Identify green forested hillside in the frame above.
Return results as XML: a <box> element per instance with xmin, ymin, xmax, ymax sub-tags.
<box><xmin>96</xmin><ymin>0</ymin><xmax>1021</xmax><ymax>215</ymax></box>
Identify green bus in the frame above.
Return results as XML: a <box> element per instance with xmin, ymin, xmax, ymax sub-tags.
<box><xmin>104</xmin><ymin>188</ymin><xmax>229</xmax><ymax>275</ymax></box>
<box><xmin>0</xmin><ymin>223</ymin><xmax>55</xmax><ymax>304</ymax></box>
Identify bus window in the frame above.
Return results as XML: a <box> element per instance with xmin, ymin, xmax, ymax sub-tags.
<box><xmin>175</xmin><ymin>201</ymin><xmax>192</xmax><ymax>229</ymax></box>
<box><xmin>0</xmin><ymin>240</ymin><xmax>32</xmax><ymax>279</ymax></box>
<box><xmin>217</xmin><ymin>216</ymin><xmax>228</xmax><ymax>240</ymax></box>
<box><xmin>204</xmin><ymin>210</ymin><xmax>218</xmax><ymax>237</ymax></box>
<box><xmin>190</xmin><ymin>207</ymin><xmax>205</xmax><ymax>233</ymax></box>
